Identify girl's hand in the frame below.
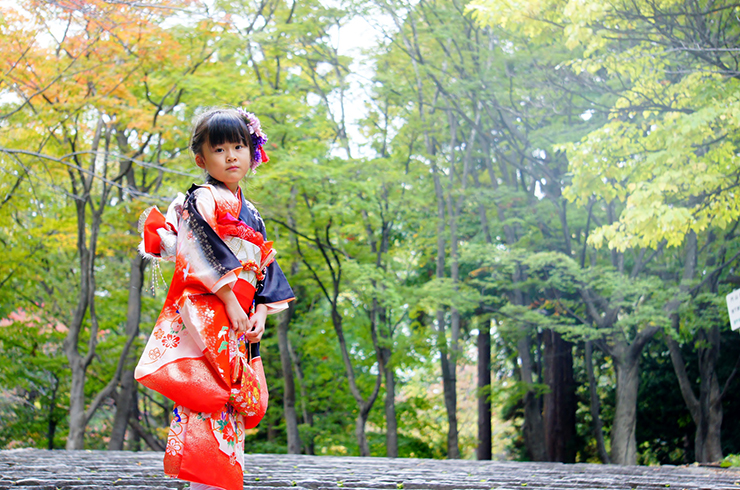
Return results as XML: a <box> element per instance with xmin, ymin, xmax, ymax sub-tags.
<box><xmin>245</xmin><ymin>304</ymin><xmax>268</xmax><ymax>342</ymax></box>
<box><xmin>215</xmin><ymin>284</ymin><xmax>249</xmax><ymax>335</ymax></box>
<box><xmin>225</xmin><ymin>299</ymin><xmax>249</xmax><ymax>336</ymax></box>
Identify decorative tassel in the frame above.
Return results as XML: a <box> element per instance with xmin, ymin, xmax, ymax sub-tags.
<box><xmin>138</xmin><ymin>205</ymin><xmax>169</xmax><ymax>295</ymax></box>
<box><xmin>147</xmin><ymin>259</ymin><xmax>167</xmax><ymax>296</ymax></box>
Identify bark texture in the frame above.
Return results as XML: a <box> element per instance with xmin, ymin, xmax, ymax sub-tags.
<box><xmin>518</xmin><ymin>334</ymin><xmax>547</xmax><ymax>461</ymax></box>
<box><xmin>585</xmin><ymin>341</ymin><xmax>610</xmax><ymax>464</ymax></box>
<box><xmin>665</xmin><ymin>232</ymin><xmax>728</xmax><ymax>462</ymax></box>
<box><xmin>667</xmin><ymin>325</ymin><xmax>725</xmax><ymax>462</ymax></box>
<box><xmin>477</xmin><ymin>323</ymin><xmax>492</xmax><ymax>460</ymax></box>
<box><xmin>109</xmin><ymin>254</ymin><xmax>146</xmax><ymax>450</ymax></box>
<box><xmin>290</xmin><ymin>338</ymin><xmax>314</xmax><ymax>455</ymax></box>
<box><xmin>277</xmin><ymin>301</ymin><xmax>301</xmax><ymax>454</ymax></box>
<box><xmin>543</xmin><ymin>330</ymin><xmax>576</xmax><ymax>463</ymax></box>
<box><xmin>610</xmin><ymin>349</ymin><xmax>641</xmax><ymax>465</ymax></box>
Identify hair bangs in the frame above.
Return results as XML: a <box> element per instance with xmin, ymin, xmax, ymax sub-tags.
<box><xmin>204</xmin><ymin>112</ymin><xmax>251</xmax><ymax>148</ymax></box>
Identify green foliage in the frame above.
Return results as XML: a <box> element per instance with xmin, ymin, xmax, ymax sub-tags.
<box><xmin>720</xmin><ymin>454</ymin><xmax>740</xmax><ymax>468</ymax></box>
<box><xmin>636</xmin><ymin>340</ymin><xmax>693</xmax><ymax>465</ymax></box>
<box><xmin>0</xmin><ymin>315</ymin><xmax>68</xmax><ymax>449</ymax></box>
<box><xmin>2</xmin><ymin>0</ymin><xmax>740</xmax><ymax>463</ymax></box>
<box><xmin>573</xmin><ymin>344</ymin><xmax>614</xmax><ymax>463</ymax></box>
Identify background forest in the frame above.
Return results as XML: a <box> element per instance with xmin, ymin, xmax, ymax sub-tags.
<box><xmin>1</xmin><ymin>0</ymin><xmax>740</xmax><ymax>466</ymax></box>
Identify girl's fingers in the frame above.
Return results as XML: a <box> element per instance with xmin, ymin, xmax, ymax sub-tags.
<box><xmin>245</xmin><ymin>322</ymin><xmax>264</xmax><ymax>342</ymax></box>
<box><xmin>234</xmin><ymin>317</ymin><xmax>249</xmax><ymax>336</ymax></box>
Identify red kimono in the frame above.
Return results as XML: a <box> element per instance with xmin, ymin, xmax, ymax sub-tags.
<box><xmin>135</xmin><ymin>181</ymin><xmax>294</xmax><ymax>490</ymax></box>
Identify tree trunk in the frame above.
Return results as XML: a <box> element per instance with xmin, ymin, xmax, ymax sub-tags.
<box><xmin>477</xmin><ymin>321</ymin><xmax>492</xmax><ymax>460</ymax></box>
<box><xmin>289</xmin><ymin>338</ymin><xmax>314</xmax><ymax>455</ymax></box>
<box><xmin>512</xmin><ymin>263</ymin><xmax>546</xmax><ymax>461</ymax></box>
<box><xmin>47</xmin><ymin>375</ymin><xmax>59</xmax><ymax>450</ymax></box>
<box><xmin>594</xmin><ymin>324</ymin><xmax>660</xmax><ymax>466</ymax></box>
<box><xmin>128</xmin><ymin>389</ymin><xmax>141</xmax><ymax>451</ymax></box>
<box><xmin>696</xmin><ymin>324</ymin><xmax>723</xmax><ymax>462</ymax></box>
<box><xmin>64</xmin><ymin>119</ymin><xmax>113</xmax><ymax>450</ymax></box>
<box><xmin>543</xmin><ymin>330</ymin><xmax>576</xmax><ymax>463</ymax></box>
<box><xmin>696</xmin><ymin>367</ymin><xmax>723</xmax><ymax>462</ymax></box>
<box><xmin>66</xmin><ymin>358</ymin><xmax>87</xmax><ymax>449</ymax></box>
<box><xmin>444</xmin><ymin>110</ymin><xmax>469</xmax><ymax>460</ymax></box>
<box><xmin>666</xmin><ymin>328</ymin><xmax>725</xmax><ymax>462</ymax></box>
<box><xmin>374</xmin><ymin>300</ymin><xmax>398</xmax><ymax>458</ymax></box>
<box><xmin>474</xmin><ymin>160</ymin><xmax>493</xmax><ymax>461</ymax></box>
<box><xmin>697</xmin><ymin>257</ymin><xmax>724</xmax><ymax>464</ymax></box>
<box><xmin>585</xmin><ymin>341</ymin><xmax>610</xmax><ymax>464</ymax></box>
<box><xmin>109</xmin><ymin>254</ymin><xmax>146</xmax><ymax>450</ymax></box>
<box><xmin>518</xmin><ymin>335</ymin><xmax>547</xmax><ymax>461</ymax></box>
<box><xmin>384</xmin><ymin>362</ymin><xmax>398</xmax><ymax>457</ymax></box>
<box><xmin>128</xmin><ymin>416</ymin><xmax>164</xmax><ymax>451</ymax></box>
<box><xmin>285</xmin><ymin>194</ymin><xmax>310</xmax><ymax>454</ymax></box>
<box><xmin>665</xmin><ymin>231</ymin><xmax>724</xmax><ymax>462</ymax></box>
<box><xmin>431</xmin><ymin>164</ymin><xmax>460</xmax><ymax>459</ymax></box>
<box><xmin>610</xmin><ymin>351</ymin><xmax>640</xmax><ymax>465</ymax></box>
<box><xmin>65</xmin><ymin>203</ymin><xmax>94</xmax><ymax>450</ymax></box>
<box><xmin>438</xmin><ymin>307</ymin><xmax>460</xmax><ymax>459</ymax></box>
<box><xmin>277</xmin><ymin>301</ymin><xmax>301</xmax><ymax>454</ymax></box>
<box><xmin>355</xmin><ymin>411</ymin><xmax>371</xmax><ymax>456</ymax></box>
<box><xmin>331</xmin><ymin>307</ymin><xmax>382</xmax><ymax>457</ymax></box>
<box><xmin>109</xmin><ymin>372</ymin><xmax>136</xmax><ymax>450</ymax></box>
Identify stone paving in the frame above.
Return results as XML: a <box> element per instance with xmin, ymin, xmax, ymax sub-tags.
<box><xmin>1</xmin><ymin>449</ymin><xmax>739</xmax><ymax>490</ymax></box>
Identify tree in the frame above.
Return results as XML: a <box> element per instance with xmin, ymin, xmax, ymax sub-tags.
<box><xmin>0</xmin><ymin>0</ymin><xmax>211</xmax><ymax>449</ymax></box>
<box><xmin>469</xmin><ymin>0</ymin><xmax>740</xmax><ymax>464</ymax></box>
<box><xmin>557</xmin><ymin>0</ymin><xmax>740</xmax><ymax>463</ymax></box>
<box><xmin>369</xmin><ymin>0</ymin><xmax>603</xmax><ymax>461</ymax></box>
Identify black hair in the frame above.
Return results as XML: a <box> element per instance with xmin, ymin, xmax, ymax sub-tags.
<box><xmin>190</xmin><ymin>108</ymin><xmax>256</xmax><ymax>157</ymax></box>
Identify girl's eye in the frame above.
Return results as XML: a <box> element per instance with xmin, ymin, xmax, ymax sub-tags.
<box><xmin>235</xmin><ymin>145</ymin><xmax>244</xmax><ymax>149</ymax></box>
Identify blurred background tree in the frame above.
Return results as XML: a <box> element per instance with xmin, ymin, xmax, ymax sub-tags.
<box><xmin>1</xmin><ymin>0</ymin><xmax>739</xmax><ymax>465</ymax></box>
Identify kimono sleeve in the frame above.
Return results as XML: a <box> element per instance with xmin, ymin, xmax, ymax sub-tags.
<box><xmin>177</xmin><ymin>186</ymin><xmax>242</xmax><ymax>294</ymax></box>
<box><xmin>137</xmin><ymin>193</ymin><xmax>183</xmax><ymax>262</ymax></box>
<box><xmin>239</xmin><ymin>198</ymin><xmax>295</xmax><ymax>313</ymax></box>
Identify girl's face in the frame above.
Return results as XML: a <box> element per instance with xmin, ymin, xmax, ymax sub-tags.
<box><xmin>195</xmin><ymin>139</ymin><xmax>252</xmax><ymax>193</ymax></box>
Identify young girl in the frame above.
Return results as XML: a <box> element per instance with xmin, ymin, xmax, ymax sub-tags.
<box><xmin>135</xmin><ymin>108</ymin><xmax>294</xmax><ymax>490</ymax></box>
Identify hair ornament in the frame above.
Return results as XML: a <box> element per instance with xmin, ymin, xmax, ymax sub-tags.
<box><xmin>236</xmin><ymin>108</ymin><xmax>270</xmax><ymax>171</ymax></box>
